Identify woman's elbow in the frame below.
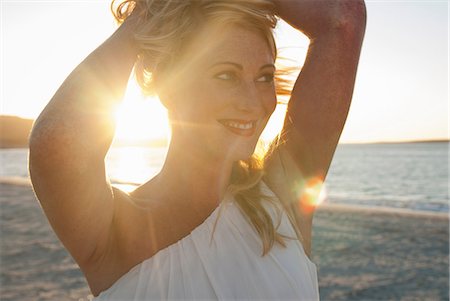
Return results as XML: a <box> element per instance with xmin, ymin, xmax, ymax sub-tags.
<box><xmin>335</xmin><ymin>1</ymin><xmax>367</xmax><ymax>35</ymax></box>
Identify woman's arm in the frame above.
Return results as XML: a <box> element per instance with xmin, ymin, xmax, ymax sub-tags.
<box><xmin>29</xmin><ymin>16</ymin><xmax>139</xmax><ymax>267</ymax></box>
<box><xmin>276</xmin><ymin>0</ymin><xmax>367</xmax><ymax>180</ymax></box>
<box><xmin>264</xmin><ymin>0</ymin><xmax>367</xmax><ymax>255</ymax></box>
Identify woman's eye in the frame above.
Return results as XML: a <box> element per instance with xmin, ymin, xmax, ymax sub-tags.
<box><xmin>214</xmin><ymin>72</ymin><xmax>236</xmax><ymax>81</ymax></box>
<box><xmin>256</xmin><ymin>73</ymin><xmax>275</xmax><ymax>83</ymax></box>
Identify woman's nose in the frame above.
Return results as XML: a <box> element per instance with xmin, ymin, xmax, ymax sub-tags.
<box><xmin>234</xmin><ymin>82</ymin><xmax>262</xmax><ymax>113</ymax></box>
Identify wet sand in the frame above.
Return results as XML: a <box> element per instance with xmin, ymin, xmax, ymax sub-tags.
<box><xmin>1</xmin><ymin>182</ymin><xmax>448</xmax><ymax>300</ymax></box>
<box><xmin>313</xmin><ymin>204</ymin><xmax>449</xmax><ymax>300</ymax></box>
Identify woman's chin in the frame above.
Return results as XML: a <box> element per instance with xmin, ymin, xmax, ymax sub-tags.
<box><xmin>224</xmin><ymin>140</ymin><xmax>259</xmax><ymax>162</ymax></box>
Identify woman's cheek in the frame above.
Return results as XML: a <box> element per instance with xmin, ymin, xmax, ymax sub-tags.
<box><xmin>263</xmin><ymin>93</ymin><xmax>277</xmax><ymax>116</ymax></box>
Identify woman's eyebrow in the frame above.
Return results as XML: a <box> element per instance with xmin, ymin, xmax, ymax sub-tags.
<box><xmin>209</xmin><ymin>62</ymin><xmax>243</xmax><ymax>70</ymax></box>
<box><xmin>209</xmin><ymin>62</ymin><xmax>276</xmax><ymax>70</ymax></box>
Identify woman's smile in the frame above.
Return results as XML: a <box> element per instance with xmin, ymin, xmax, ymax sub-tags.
<box><xmin>218</xmin><ymin>119</ymin><xmax>257</xmax><ymax>137</ymax></box>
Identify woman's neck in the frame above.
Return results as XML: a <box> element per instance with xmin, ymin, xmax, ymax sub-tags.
<box><xmin>147</xmin><ymin>136</ymin><xmax>234</xmax><ymax>213</ymax></box>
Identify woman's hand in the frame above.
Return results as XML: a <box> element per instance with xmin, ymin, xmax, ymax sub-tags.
<box><xmin>110</xmin><ymin>2</ymin><xmax>142</xmax><ymax>53</ymax></box>
<box><xmin>274</xmin><ymin>0</ymin><xmax>367</xmax><ymax>40</ymax></box>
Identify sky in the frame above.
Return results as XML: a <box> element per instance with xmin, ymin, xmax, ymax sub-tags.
<box><xmin>1</xmin><ymin>0</ymin><xmax>448</xmax><ymax>144</ymax></box>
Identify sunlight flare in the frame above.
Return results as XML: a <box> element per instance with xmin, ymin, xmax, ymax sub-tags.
<box><xmin>114</xmin><ymin>79</ymin><xmax>169</xmax><ymax>144</ymax></box>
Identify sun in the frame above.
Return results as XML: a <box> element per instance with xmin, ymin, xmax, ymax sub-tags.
<box><xmin>114</xmin><ymin>79</ymin><xmax>170</xmax><ymax>144</ymax></box>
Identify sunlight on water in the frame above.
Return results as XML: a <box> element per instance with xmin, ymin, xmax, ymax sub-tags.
<box><xmin>105</xmin><ymin>146</ymin><xmax>166</xmax><ymax>186</ymax></box>
<box><xmin>113</xmin><ymin>183</ymin><xmax>139</xmax><ymax>193</ymax></box>
<box><xmin>113</xmin><ymin>148</ymin><xmax>146</xmax><ymax>183</ymax></box>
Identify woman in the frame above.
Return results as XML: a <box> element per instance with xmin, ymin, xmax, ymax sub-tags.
<box><xmin>29</xmin><ymin>0</ymin><xmax>366</xmax><ymax>299</ymax></box>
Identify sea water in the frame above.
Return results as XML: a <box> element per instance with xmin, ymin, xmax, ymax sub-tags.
<box><xmin>1</xmin><ymin>142</ymin><xmax>448</xmax><ymax>212</ymax></box>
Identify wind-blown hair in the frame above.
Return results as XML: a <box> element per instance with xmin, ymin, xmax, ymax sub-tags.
<box><xmin>111</xmin><ymin>0</ymin><xmax>300</xmax><ymax>255</ymax></box>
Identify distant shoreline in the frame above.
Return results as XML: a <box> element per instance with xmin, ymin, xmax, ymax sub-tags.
<box><xmin>1</xmin><ymin>139</ymin><xmax>448</xmax><ymax>149</ymax></box>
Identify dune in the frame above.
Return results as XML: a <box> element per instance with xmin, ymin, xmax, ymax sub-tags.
<box><xmin>0</xmin><ymin>116</ymin><xmax>34</xmax><ymax>148</ymax></box>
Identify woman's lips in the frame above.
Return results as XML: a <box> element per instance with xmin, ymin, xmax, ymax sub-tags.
<box><xmin>218</xmin><ymin>119</ymin><xmax>257</xmax><ymax>137</ymax></box>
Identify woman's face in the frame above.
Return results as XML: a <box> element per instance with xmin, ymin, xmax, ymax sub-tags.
<box><xmin>164</xmin><ymin>25</ymin><xmax>277</xmax><ymax>162</ymax></box>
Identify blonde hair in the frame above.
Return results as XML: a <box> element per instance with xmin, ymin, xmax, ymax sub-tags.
<box><xmin>112</xmin><ymin>0</ymin><xmax>299</xmax><ymax>255</ymax></box>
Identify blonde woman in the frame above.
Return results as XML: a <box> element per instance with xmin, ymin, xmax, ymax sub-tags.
<box><xmin>29</xmin><ymin>0</ymin><xmax>366</xmax><ymax>299</ymax></box>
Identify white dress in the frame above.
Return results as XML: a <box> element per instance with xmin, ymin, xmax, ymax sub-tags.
<box><xmin>93</xmin><ymin>181</ymin><xmax>320</xmax><ymax>300</ymax></box>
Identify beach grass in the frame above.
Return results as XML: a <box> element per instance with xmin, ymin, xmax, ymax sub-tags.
<box><xmin>0</xmin><ymin>182</ymin><xmax>448</xmax><ymax>300</ymax></box>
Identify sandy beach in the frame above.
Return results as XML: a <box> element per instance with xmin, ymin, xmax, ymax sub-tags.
<box><xmin>1</xmin><ymin>181</ymin><xmax>448</xmax><ymax>300</ymax></box>
<box><xmin>313</xmin><ymin>204</ymin><xmax>448</xmax><ymax>300</ymax></box>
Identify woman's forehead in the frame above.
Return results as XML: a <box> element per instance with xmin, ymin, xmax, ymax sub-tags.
<box><xmin>161</xmin><ymin>24</ymin><xmax>275</xmax><ymax>85</ymax></box>
<box><xmin>188</xmin><ymin>25</ymin><xmax>275</xmax><ymax>67</ymax></box>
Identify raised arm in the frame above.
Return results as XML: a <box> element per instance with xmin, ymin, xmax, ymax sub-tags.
<box><xmin>264</xmin><ymin>0</ymin><xmax>367</xmax><ymax>255</ymax></box>
<box><xmin>28</xmin><ymin>13</ymin><xmax>139</xmax><ymax>266</ymax></box>
<box><xmin>277</xmin><ymin>0</ymin><xmax>366</xmax><ymax>178</ymax></box>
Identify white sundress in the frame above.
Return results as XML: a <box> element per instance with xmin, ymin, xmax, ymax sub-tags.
<box><xmin>93</xmin><ymin>181</ymin><xmax>320</xmax><ymax>300</ymax></box>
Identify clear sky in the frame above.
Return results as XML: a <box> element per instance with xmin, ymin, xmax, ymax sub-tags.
<box><xmin>1</xmin><ymin>0</ymin><xmax>448</xmax><ymax>144</ymax></box>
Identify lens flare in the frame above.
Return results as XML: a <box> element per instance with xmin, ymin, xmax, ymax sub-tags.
<box><xmin>297</xmin><ymin>177</ymin><xmax>327</xmax><ymax>212</ymax></box>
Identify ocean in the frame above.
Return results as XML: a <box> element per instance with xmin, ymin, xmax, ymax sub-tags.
<box><xmin>1</xmin><ymin>142</ymin><xmax>448</xmax><ymax>213</ymax></box>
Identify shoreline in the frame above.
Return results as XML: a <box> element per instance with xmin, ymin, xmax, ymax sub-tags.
<box><xmin>318</xmin><ymin>202</ymin><xmax>449</xmax><ymax>219</ymax></box>
<box><xmin>1</xmin><ymin>132</ymin><xmax>448</xmax><ymax>149</ymax></box>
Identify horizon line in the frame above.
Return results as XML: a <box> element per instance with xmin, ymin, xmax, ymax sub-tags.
<box><xmin>1</xmin><ymin>114</ymin><xmax>448</xmax><ymax>146</ymax></box>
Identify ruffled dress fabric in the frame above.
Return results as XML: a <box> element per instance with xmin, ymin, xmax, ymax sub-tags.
<box><xmin>93</xmin><ymin>181</ymin><xmax>320</xmax><ymax>300</ymax></box>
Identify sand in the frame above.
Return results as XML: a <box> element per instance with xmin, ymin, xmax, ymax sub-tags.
<box><xmin>313</xmin><ymin>204</ymin><xmax>448</xmax><ymax>301</ymax></box>
<box><xmin>1</xmin><ymin>182</ymin><xmax>448</xmax><ymax>301</ymax></box>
